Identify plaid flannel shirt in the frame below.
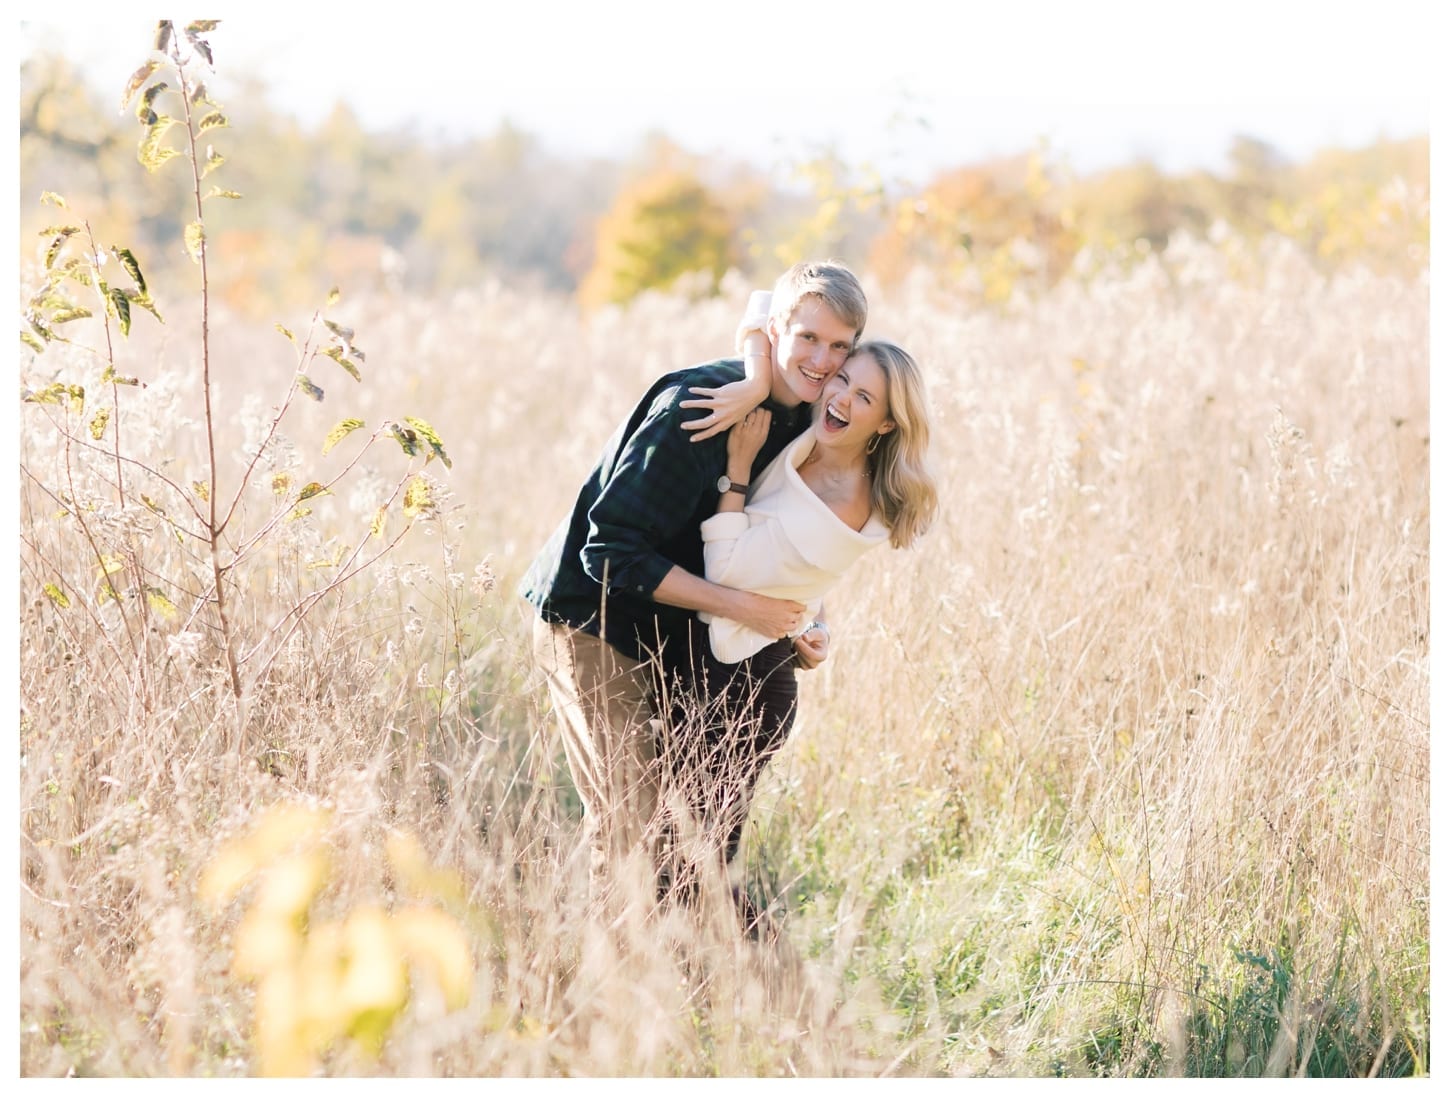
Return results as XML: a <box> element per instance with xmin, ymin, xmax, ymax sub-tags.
<box><xmin>520</xmin><ymin>358</ymin><xmax>808</xmax><ymax>665</ymax></box>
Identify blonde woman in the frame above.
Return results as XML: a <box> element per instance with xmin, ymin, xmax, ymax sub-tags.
<box><xmin>667</xmin><ymin>332</ymin><xmax>938</xmax><ymax>918</ymax></box>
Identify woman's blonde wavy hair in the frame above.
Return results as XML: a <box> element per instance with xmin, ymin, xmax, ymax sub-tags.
<box><xmin>847</xmin><ymin>340</ymin><xmax>939</xmax><ymax>549</ymax></box>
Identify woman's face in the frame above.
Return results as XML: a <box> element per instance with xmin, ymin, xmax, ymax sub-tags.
<box><xmin>814</xmin><ymin>350</ymin><xmax>893</xmax><ymax>454</ymax></box>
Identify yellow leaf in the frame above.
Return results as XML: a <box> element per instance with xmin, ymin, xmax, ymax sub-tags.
<box><xmin>322</xmin><ymin>418</ymin><xmax>366</xmax><ymax>456</ymax></box>
<box><xmin>184</xmin><ymin>220</ymin><xmax>205</xmax><ymax>263</ymax></box>
<box><xmin>270</xmin><ymin>471</ymin><xmax>292</xmax><ymax>496</ymax></box>
<box><xmin>43</xmin><ymin>583</ymin><xmax>71</xmax><ymax>609</ymax></box>
<box><xmin>233</xmin><ymin>908</ymin><xmax>304</xmax><ymax>981</ymax></box>
<box><xmin>192</xmin><ymin>479</ymin><xmax>210</xmax><ymax>501</ymax></box>
<box><xmin>402</xmin><ymin>475</ymin><xmax>431</xmax><ymax>519</ymax></box>
<box><xmin>146</xmin><ymin>587</ymin><xmax>178</xmax><ymax>620</ymax></box>
<box><xmin>370</xmin><ymin>506</ymin><xmax>387</xmax><ymax>539</ymax></box>
<box><xmin>98</xmin><ymin>555</ymin><xmax>125</xmax><ymax>577</ymax></box>
<box><xmin>198</xmin><ymin>843</ymin><xmax>261</xmax><ymax>907</ymax></box>
<box><xmin>336</xmin><ymin>907</ymin><xmax>407</xmax><ymax>1054</ymax></box>
<box><xmin>252</xmin><ymin>850</ymin><xmax>332</xmax><ymax>920</ymax></box>
<box><xmin>392</xmin><ymin>905</ymin><xmax>473</xmax><ymax>1010</ymax></box>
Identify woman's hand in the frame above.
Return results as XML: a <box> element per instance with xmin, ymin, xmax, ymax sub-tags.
<box><xmin>793</xmin><ymin>621</ymin><xmax>830</xmax><ymax>670</ymax></box>
<box><xmin>681</xmin><ymin>321</ymin><xmax>774</xmax><ymax>442</ymax></box>
<box><xmin>681</xmin><ymin>374</ymin><xmax>771</xmax><ymax>442</ymax></box>
<box><xmin>725</xmin><ymin>408</ymin><xmax>771</xmax><ymax>479</ymax></box>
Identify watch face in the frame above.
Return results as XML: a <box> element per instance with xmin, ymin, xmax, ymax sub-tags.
<box><xmin>717</xmin><ymin>476</ymin><xmax>730</xmax><ymax>492</ymax></box>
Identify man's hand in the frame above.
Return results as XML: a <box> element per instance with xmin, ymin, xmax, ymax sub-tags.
<box><xmin>734</xmin><ymin>590</ymin><xmax>808</xmax><ymax>643</ymax></box>
<box><xmin>793</xmin><ymin>621</ymin><xmax>830</xmax><ymax>670</ymax></box>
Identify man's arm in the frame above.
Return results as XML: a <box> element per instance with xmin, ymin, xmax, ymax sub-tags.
<box><xmin>579</xmin><ymin>373</ymin><xmax>803</xmax><ymax>631</ymax></box>
<box><xmin>652</xmin><ymin>566</ymin><xmax>805</xmax><ymax>642</ymax></box>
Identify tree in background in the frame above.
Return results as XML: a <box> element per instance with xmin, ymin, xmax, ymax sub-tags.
<box><xmin>19</xmin><ymin>48</ymin><xmax>1429</xmax><ymax>311</ymax></box>
<box><xmin>578</xmin><ymin>158</ymin><xmax>738</xmax><ymax>309</ymax></box>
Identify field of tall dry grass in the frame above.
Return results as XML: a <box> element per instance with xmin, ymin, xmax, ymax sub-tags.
<box><xmin>18</xmin><ymin>231</ymin><xmax>1429</xmax><ymax>1076</ymax></box>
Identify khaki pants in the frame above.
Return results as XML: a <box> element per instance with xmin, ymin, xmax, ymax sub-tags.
<box><xmin>532</xmin><ymin>618</ymin><xmax>664</xmax><ymax>889</ymax></box>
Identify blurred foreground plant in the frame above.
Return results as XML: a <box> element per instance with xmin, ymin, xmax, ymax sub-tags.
<box><xmin>198</xmin><ymin>803</ymin><xmax>474</xmax><ymax>1076</ymax></box>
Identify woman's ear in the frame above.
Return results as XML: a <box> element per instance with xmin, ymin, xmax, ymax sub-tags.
<box><xmin>878</xmin><ymin>421</ymin><xmax>896</xmax><ymax>436</ymax></box>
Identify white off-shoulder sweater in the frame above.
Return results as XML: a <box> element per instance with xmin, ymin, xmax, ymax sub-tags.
<box><xmin>699</xmin><ymin>430</ymin><xmax>890</xmax><ymax>662</ymax></box>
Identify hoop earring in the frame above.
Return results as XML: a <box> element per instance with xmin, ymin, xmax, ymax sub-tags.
<box><xmin>866</xmin><ymin>433</ymin><xmax>882</xmax><ymax>456</ymax></box>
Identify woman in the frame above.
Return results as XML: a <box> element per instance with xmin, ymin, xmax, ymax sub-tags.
<box><xmin>664</xmin><ymin>333</ymin><xmax>938</xmax><ymax>915</ymax></box>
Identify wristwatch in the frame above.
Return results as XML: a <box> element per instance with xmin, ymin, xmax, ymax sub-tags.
<box><xmin>716</xmin><ymin>476</ymin><xmax>748</xmax><ymax>495</ymax></box>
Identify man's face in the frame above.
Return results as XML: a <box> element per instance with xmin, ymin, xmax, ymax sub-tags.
<box><xmin>768</xmin><ymin>297</ymin><xmax>857</xmax><ymax>407</ymax></box>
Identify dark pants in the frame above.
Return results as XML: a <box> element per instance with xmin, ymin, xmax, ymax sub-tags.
<box><xmin>661</xmin><ymin>618</ymin><xmax>799</xmax><ymax>883</ymax></box>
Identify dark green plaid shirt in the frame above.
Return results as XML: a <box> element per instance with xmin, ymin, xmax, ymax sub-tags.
<box><xmin>520</xmin><ymin>358</ymin><xmax>808</xmax><ymax>665</ymax></box>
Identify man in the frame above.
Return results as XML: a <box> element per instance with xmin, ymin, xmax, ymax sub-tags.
<box><xmin>520</xmin><ymin>260</ymin><xmax>867</xmax><ymax>898</ymax></box>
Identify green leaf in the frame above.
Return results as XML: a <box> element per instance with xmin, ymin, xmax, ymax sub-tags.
<box><xmin>107</xmin><ymin>287</ymin><xmax>132</xmax><ymax>337</ymax></box>
<box><xmin>54</xmin><ymin>257</ymin><xmax>93</xmax><ymax>287</ymax></box>
<box><xmin>21</xmin><ymin>332</ymin><xmax>45</xmax><ymax>353</ymax></box>
<box><xmin>297</xmin><ymin>482</ymin><xmax>331</xmax><ymax>502</ymax></box>
<box><xmin>322</xmin><ymin>344</ymin><xmax>362</xmax><ymax>382</ymax></box>
<box><xmin>324</xmin><ymin>319</ymin><xmax>355</xmax><ymax>341</ymax></box>
<box><xmin>185</xmin><ymin>19</ymin><xmax>221</xmax><ymax>33</ymax></box>
<box><xmin>130</xmin><ymin>293</ymin><xmax>164</xmax><ymax>324</ymax></box>
<box><xmin>89</xmin><ymin>407</ymin><xmax>111</xmax><ymax>440</ymax></box>
<box><xmin>185</xmin><ymin>30</ymin><xmax>214</xmax><ymax>67</ymax></box>
<box><xmin>137</xmin><ymin>81</ymin><xmax>169</xmax><ymax>122</ymax></box>
<box><xmin>110</xmin><ymin>247</ymin><xmax>146</xmax><ymax>294</ymax></box>
<box><xmin>296</xmin><ymin>374</ymin><xmax>324</xmax><ymax>401</ymax></box>
<box><xmin>404</xmin><ymin>416</ymin><xmax>451</xmax><ymax>469</ymax></box>
<box><xmin>204</xmin><ymin>187</ymin><xmax>243</xmax><ymax>200</ymax></box>
<box><xmin>138</xmin><ymin>117</ymin><xmax>182</xmax><ymax>171</ymax></box>
<box><xmin>49</xmin><ymin>307</ymin><xmax>92</xmax><ymax>325</ymax></box>
<box><xmin>40</xmin><ymin>191</ymin><xmax>67</xmax><ymax>208</ymax></box>
<box><xmin>101</xmin><ymin>364</ymin><xmax>142</xmax><ymax>387</ymax></box>
<box><xmin>44</xmin><ymin>228</ymin><xmax>79</xmax><ymax>270</ymax></box>
<box><xmin>322</xmin><ymin>418</ymin><xmax>366</xmax><ymax>455</ymax></box>
<box><xmin>66</xmin><ymin>384</ymin><xmax>85</xmax><ymax>414</ymax></box>
<box><xmin>197</xmin><ymin>110</ymin><xmax>228</xmax><ymax>133</ymax></box>
<box><xmin>288</xmin><ymin>506</ymin><xmax>312</xmax><ymax>522</ymax></box>
<box><xmin>44</xmin><ymin>583</ymin><xmax>72</xmax><ymax>610</ymax></box>
<box><xmin>121</xmin><ymin>61</ymin><xmax>161</xmax><ymax>109</ymax></box>
<box><xmin>154</xmin><ymin>20</ymin><xmax>173</xmax><ymax>53</ymax></box>
<box><xmin>275</xmin><ymin>323</ymin><xmax>296</xmax><ymax>345</ymax></box>
<box><xmin>390</xmin><ymin>423</ymin><xmax>420</xmax><ymax>458</ymax></box>
<box><xmin>183</xmin><ymin>221</ymin><xmax>205</xmax><ymax>263</ymax></box>
<box><xmin>22</xmin><ymin>382</ymin><xmax>68</xmax><ymax>405</ymax></box>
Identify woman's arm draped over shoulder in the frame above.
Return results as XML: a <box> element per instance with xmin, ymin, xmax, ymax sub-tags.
<box><xmin>681</xmin><ymin>290</ymin><xmax>774</xmax><ymax>442</ymax></box>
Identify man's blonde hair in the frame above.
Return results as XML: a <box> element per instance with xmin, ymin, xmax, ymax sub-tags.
<box><xmin>769</xmin><ymin>260</ymin><xmax>868</xmax><ymax>344</ymax></box>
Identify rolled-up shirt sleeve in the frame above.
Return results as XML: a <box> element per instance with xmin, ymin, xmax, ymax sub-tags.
<box><xmin>579</xmin><ymin>383</ymin><xmax>719</xmax><ymax>599</ymax></box>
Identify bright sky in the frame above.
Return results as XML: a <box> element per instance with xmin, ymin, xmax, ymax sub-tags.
<box><xmin>17</xmin><ymin>0</ymin><xmax>1435</xmax><ymax>182</ymax></box>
